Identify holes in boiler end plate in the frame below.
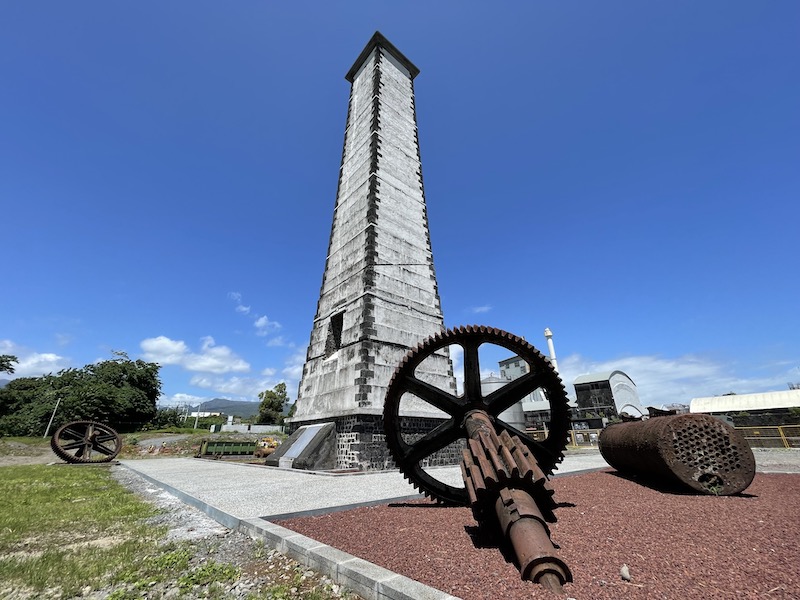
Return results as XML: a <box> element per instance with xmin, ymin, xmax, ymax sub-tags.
<box><xmin>698</xmin><ymin>472</ymin><xmax>725</xmax><ymax>494</ymax></box>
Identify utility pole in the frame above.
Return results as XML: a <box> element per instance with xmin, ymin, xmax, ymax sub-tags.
<box><xmin>43</xmin><ymin>396</ymin><xmax>61</xmax><ymax>438</ymax></box>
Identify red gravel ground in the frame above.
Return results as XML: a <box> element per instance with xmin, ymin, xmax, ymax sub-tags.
<box><xmin>279</xmin><ymin>471</ymin><xmax>800</xmax><ymax>600</ymax></box>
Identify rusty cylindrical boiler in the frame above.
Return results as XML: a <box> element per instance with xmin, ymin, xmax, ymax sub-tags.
<box><xmin>598</xmin><ymin>414</ymin><xmax>756</xmax><ymax>495</ymax></box>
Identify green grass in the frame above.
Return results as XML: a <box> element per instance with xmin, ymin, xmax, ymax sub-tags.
<box><xmin>0</xmin><ymin>437</ymin><xmax>50</xmax><ymax>457</ymax></box>
<box><xmin>0</xmin><ymin>436</ymin><xmax>50</xmax><ymax>447</ymax></box>
<box><xmin>0</xmin><ymin>465</ymin><xmax>162</xmax><ymax>597</ymax></box>
<box><xmin>0</xmin><ymin>465</ymin><xmax>254</xmax><ymax>598</ymax></box>
<box><xmin>0</xmin><ymin>464</ymin><xmax>353</xmax><ymax>599</ymax></box>
<box><xmin>0</xmin><ymin>465</ymin><xmax>156</xmax><ymax>547</ymax></box>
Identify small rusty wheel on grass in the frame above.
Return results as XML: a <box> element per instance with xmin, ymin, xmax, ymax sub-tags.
<box><xmin>50</xmin><ymin>420</ymin><xmax>122</xmax><ymax>464</ymax></box>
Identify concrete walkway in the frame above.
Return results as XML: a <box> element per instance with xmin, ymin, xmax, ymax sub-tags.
<box><xmin>119</xmin><ymin>451</ymin><xmax>609</xmax><ymax>600</ymax></box>
<box><xmin>119</xmin><ymin>450</ymin><xmax>608</xmax><ymax>523</ymax></box>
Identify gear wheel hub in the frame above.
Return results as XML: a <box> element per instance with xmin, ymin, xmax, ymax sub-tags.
<box><xmin>50</xmin><ymin>420</ymin><xmax>122</xmax><ymax>464</ymax></box>
<box><xmin>383</xmin><ymin>325</ymin><xmax>571</xmax><ymax>505</ymax></box>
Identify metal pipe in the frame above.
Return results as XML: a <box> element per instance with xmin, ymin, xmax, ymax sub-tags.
<box><xmin>544</xmin><ymin>328</ymin><xmax>558</xmax><ymax>373</ymax></box>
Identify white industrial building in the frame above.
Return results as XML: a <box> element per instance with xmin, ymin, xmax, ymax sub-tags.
<box><xmin>572</xmin><ymin>370</ymin><xmax>649</xmax><ymax>427</ymax></box>
<box><xmin>690</xmin><ymin>389</ymin><xmax>800</xmax><ymax>414</ymax></box>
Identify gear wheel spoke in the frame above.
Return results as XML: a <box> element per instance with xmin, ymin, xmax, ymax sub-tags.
<box><xmin>50</xmin><ymin>421</ymin><xmax>122</xmax><ymax>464</ymax></box>
<box><xmin>398</xmin><ymin>419</ymin><xmax>462</xmax><ymax>466</ymax></box>
<box><xmin>483</xmin><ymin>370</ymin><xmax>548</xmax><ymax>415</ymax></box>
<box><xmin>462</xmin><ymin>338</ymin><xmax>482</xmax><ymax>402</ymax></box>
<box><xmin>384</xmin><ymin>325</ymin><xmax>571</xmax><ymax>505</ymax></box>
<box><xmin>401</xmin><ymin>376</ymin><xmax>467</xmax><ymax>416</ymax></box>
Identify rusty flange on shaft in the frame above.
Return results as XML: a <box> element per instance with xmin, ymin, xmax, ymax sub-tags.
<box><xmin>462</xmin><ymin>410</ymin><xmax>573</xmax><ymax>594</ymax></box>
<box><xmin>598</xmin><ymin>413</ymin><xmax>756</xmax><ymax>495</ymax></box>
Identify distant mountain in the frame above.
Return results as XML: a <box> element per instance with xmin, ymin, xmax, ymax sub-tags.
<box><xmin>0</xmin><ymin>379</ymin><xmax>9</xmax><ymax>389</ymax></box>
<box><xmin>191</xmin><ymin>398</ymin><xmax>260</xmax><ymax>418</ymax></box>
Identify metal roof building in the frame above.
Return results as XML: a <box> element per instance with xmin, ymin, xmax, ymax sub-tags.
<box><xmin>573</xmin><ymin>370</ymin><xmax>648</xmax><ymax>420</ymax></box>
<box><xmin>690</xmin><ymin>389</ymin><xmax>800</xmax><ymax>414</ymax></box>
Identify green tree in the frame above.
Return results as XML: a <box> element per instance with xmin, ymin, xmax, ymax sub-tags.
<box><xmin>0</xmin><ymin>353</ymin><xmax>161</xmax><ymax>436</ymax></box>
<box><xmin>148</xmin><ymin>407</ymin><xmax>184</xmax><ymax>430</ymax></box>
<box><xmin>0</xmin><ymin>376</ymin><xmax>50</xmax><ymax>435</ymax></box>
<box><xmin>257</xmin><ymin>383</ymin><xmax>288</xmax><ymax>424</ymax></box>
<box><xmin>0</xmin><ymin>355</ymin><xmax>18</xmax><ymax>374</ymax></box>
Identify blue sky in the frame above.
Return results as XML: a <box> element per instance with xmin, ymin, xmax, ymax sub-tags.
<box><xmin>2</xmin><ymin>2</ymin><xmax>799</xmax><ymax>410</ymax></box>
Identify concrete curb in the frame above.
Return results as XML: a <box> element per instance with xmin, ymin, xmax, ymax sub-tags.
<box><xmin>239</xmin><ymin>518</ymin><xmax>461</xmax><ymax>600</ymax></box>
<box><xmin>260</xmin><ymin>494</ymin><xmax>423</xmax><ymax>521</ymax></box>
<box><xmin>119</xmin><ymin>463</ymin><xmax>461</xmax><ymax>600</ymax></box>
<box><xmin>120</xmin><ymin>465</ymin><xmax>241</xmax><ymax>529</ymax></box>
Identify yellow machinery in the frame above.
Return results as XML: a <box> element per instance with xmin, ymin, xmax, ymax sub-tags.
<box><xmin>253</xmin><ymin>436</ymin><xmax>280</xmax><ymax>458</ymax></box>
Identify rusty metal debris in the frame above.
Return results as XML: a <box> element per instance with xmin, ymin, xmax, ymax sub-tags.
<box><xmin>50</xmin><ymin>420</ymin><xmax>122</xmax><ymax>464</ymax></box>
<box><xmin>384</xmin><ymin>326</ymin><xmax>573</xmax><ymax>594</ymax></box>
<box><xmin>599</xmin><ymin>413</ymin><xmax>756</xmax><ymax>495</ymax></box>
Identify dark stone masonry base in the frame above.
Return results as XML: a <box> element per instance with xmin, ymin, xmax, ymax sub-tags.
<box><xmin>288</xmin><ymin>414</ymin><xmax>464</xmax><ymax>471</ymax></box>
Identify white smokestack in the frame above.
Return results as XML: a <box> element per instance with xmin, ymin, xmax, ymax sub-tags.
<box><xmin>544</xmin><ymin>327</ymin><xmax>558</xmax><ymax>373</ymax></box>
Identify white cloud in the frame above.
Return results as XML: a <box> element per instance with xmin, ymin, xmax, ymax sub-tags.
<box><xmin>469</xmin><ymin>305</ymin><xmax>492</xmax><ymax>314</ymax></box>
<box><xmin>557</xmin><ymin>353</ymin><xmax>794</xmax><ymax>409</ymax></box>
<box><xmin>140</xmin><ymin>336</ymin><xmax>189</xmax><ymax>364</ymax></box>
<box><xmin>0</xmin><ymin>339</ymin><xmax>70</xmax><ymax>378</ymax></box>
<box><xmin>230</xmin><ymin>292</ymin><xmax>252</xmax><ymax>315</ymax></box>
<box><xmin>281</xmin><ymin>350</ymin><xmax>306</xmax><ymax>382</ymax></box>
<box><xmin>158</xmin><ymin>392</ymin><xmax>212</xmax><ymax>407</ymax></box>
<box><xmin>228</xmin><ymin>292</ymin><xmax>281</xmax><ymax>336</ymax></box>
<box><xmin>140</xmin><ymin>335</ymin><xmax>250</xmax><ymax>374</ymax></box>
<box><xmin>189</xmin><ymin>374</ymin><xmax>279</xmax><ymax>400</ymax></box>
<box><xmin>266</xmin><ymin>336</ymin><xmax>288</xmax><ymax>347</ymax></box>
<box><xmin>254</xmin><ymin>315</ymin><xmax>280</xmax><ymax>336</ymax></box>
<box><xmin>409</xmin><ymin>341</ymin><xmax>796</xmax><ymax>409</ymax></box>
<box><xmin>16</xmin><ymin>353</ymin><xmax>69</xmax><ymax>377</ymax></box>
<box><xmin>54</xmin><ymin>333</ymin><xmax>73</xmax><ymax>347</ymax></box>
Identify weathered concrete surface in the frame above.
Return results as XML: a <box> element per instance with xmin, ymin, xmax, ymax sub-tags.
<box><xmin>293</xmin><ymin>33</ymin><xmax>456</xmax><ymax>426</ymax></box>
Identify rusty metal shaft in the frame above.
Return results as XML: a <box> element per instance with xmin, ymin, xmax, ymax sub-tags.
<box><xmin>460</xmin><ymin>410</ymin><xmax>572</xmax><ymax>593</ymax></box>
<box><xmin>598</xmin><ymin>413</ymin><xmax>756</xmax><ymax>495</ymax></box>
<box><xmin>495</xmin><ymin>488</ymin><xmax>572</xmax><ymax>593</ymax></box>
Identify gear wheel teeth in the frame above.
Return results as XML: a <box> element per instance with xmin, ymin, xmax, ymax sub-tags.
<box><xmin>383</xmin><ymin>325</ymin><xmax>571</xmax><ymax>503</ymax></box>
<box><xmin>50</xmin><ymin>420</ymin><xmax>122</xmax><ymax>464</ymax></box>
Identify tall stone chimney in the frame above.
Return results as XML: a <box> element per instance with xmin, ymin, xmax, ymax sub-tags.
<box><xmin>289</xmin><ymin>32</ymin><xmax>457</xmax><ymax>470</ymax></box>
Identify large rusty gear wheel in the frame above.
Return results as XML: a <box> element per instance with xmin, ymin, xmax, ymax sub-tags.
<box><xmin>384</xmin><ymin>325</ymin><xmax>571</xmax><ymax>505</ymax></box>
<box><xmin>50</xmin><ymin>420</ymin><xmax>122</xmax><ymax>464</ymax></box>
